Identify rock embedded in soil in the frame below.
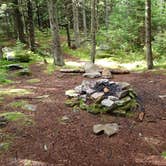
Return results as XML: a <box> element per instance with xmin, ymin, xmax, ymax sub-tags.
<box><xmin>65</xmin><ymin>89</ymin><xmax>79</xmax><ymax>97</ymax></box>
<box><xmin>6</xmin><ymin>64</ymin><xmax>24</xmax><ymax>70</ymax></box>
<box><xmin>18</xmin><ymin>68</ymin><xmax>31</xmax><ymax>76</ymax></box>
<box><xmin>104</xmin><ymin>123</ymin><xmax>119</xmax><ymax>136</ymax></box>
<box><xmin>23</xmin><ymin>104</ymin><xmax>37</xmax><ymax>112</ymax></box>
<box><xmin>93</xmin><ymin>124</ymin><xmax>104</xmax><ymax>134</ymax></box>
<box><xmin>83</xmin><ymin>62</ymin><xmax>101</xmax><ymax>78</ymax></box>
<box><xmin>83</xmin><ymin>72</ymin><xmax>101</xmax><ymax>78</ymax></box>
<box><xmin>102</xmin><ymin>68</ymin><xmax>112</xmax><ymax>79</ymax></box>
<box><xmin>93</xmin><ymin>123</ymin><xmax>119</xmax><ymax>136</ymax></box>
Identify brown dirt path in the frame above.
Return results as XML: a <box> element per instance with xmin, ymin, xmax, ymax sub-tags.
<box><xmin>0</xmin><ymin>62</ymin><xmax>166</xmax><ymax>166</ymax></box>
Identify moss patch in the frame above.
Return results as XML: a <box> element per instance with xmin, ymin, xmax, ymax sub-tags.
<box><xmin>162</xmin><ymin>151</ymin><xmax>166</xmax><ymax>159</ymax></box>
<box><xmin>0</xmin><ymin>112</ymin><xmax>26</xmax><ymax>121</ymax></box>
<box><xmin>26</xmin><ymin>78</ymin><xmax>40</xmax><ymax>83</ymax></box>
<box><xmin>8</xmin><ymin>100</ymin><xmax>27</xmax><ymax>108</ymax></box>
<box><xmin>0</xmin><ymin>88</ymin><xmax>32</xmax><ymax>96</ymax></box>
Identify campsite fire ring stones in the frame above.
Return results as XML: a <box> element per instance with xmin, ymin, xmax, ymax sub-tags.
<box><xmin>65</xmin><ymin>79</ymin><xmax>138</xmax><ymax>116</ymax></box>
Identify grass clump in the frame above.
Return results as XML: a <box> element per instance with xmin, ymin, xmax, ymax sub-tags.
<box><xmin>161</xmin><ymin>151</ymin><xmax>166</xmax><ymax>159</ymax></box>
<box><xmin>26</xmin><ymin>78</ymin><xmax>40</xmax><ymax>83</ymax></box>
<box><xmin>0</xmin><ymin>112</ymin><xmax>26</xmax><ymax>121</ymax></box>
<box><xmin>0</xmin><ymin>88</ymin><xmax>32</xmax><ymax>96</ymax></box>
<box><xmin>8</xmin><ymin>100</ymin><xmax>27</xmax><ymax>108</ymax></box>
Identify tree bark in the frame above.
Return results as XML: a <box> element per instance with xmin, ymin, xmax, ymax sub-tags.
<box><xmin>72</xmin><ymin>0</ymin><xmax>80</xmax><ymax>47</ymax></box>
<box><xmin>82</xmin><ymin>0</ymin><xmax>87</xmax><ymax>36</ymax></box>
<box><xmin>47</xmin><ymin>0</ymin><xmax>64</xmax><ymax>66</ymax></box>
<box><xmin>105</xmin><ymin>0</ymin><xmax>109</xmax><ymax>30</ymax></box>
<box><xmin>90</xmin><ymin>0</ymin><xmax>97</xmax><ymax>63</ymax></box>
<box><xmin>145</xmin><ymin>0</ymin><xmax>153</xmax><ymax>69</ymax></box>
<box><xmin>27</xmin><ymin>0</ymin><xmax>35</xmax><ymax>51</ymax></box>
<box><xmin>13</xmin><ymin>0</ymin><xmax>26</xmax><ymax>43</ymax></box>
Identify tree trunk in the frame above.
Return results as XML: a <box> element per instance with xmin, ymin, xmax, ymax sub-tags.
<box><xmin>72</xmin><ymin>0</ymin><xmax>80</xmax><ymax>48</ymax></box>
<box><xmin>47</xmin><ymin>0</ymin><xmax>64</xmax><ymax>66</ymax></box>
<box><xmin>27</xmin><ymin>0</ymin><xmax>35</xmax><ymax>51</ymax></box>
<box><xmin>90</xmin><ymin>0</ymin><xmax>97</xmax><ymax>63</ymax></box>
<box><xmin>13</xmin><ymin>0</ymin><xmax>26</xmax><ymax>43</ymax></box>
<box><xmin>145</xmin><ymin>0</ymin><xmax>153</xmax><ymax>69</ymax></box>
<box><xmin>82</xmin><ymin>0</ymin><xmax>87</xmax><ymax>37</ymax></box>
<box><xmin>105</xmin><ymin>0</ymin><xmax>109</xmax><ymax>30</ymax></box>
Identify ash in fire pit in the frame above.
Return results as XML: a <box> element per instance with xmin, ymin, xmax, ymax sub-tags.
<box><xmin>65</xmin><ymin>79</ymin><xmax>139</xmax><ymax>115</ymax></box>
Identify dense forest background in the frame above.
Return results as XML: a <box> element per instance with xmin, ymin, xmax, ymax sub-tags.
<box><xmin>0</xmin><ymin>0</ymin><xmax>166</xmax><ymax>70</ymax></box>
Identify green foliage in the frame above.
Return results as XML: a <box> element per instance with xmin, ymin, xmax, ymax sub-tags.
<box><xmin>153</xmin><ymin>31</ymin><xmax>166</xmax><ymax>57</ymax></box>
<box><xmin>161</xmin><ymin>151</ymin><xmax>166</xmax><ymax>159</ymax></box>
<box><xmin>8</xmin><ymin>100</ymin><xmax>27</xmax><ymax>108</ymax></box>
<box><xmin>0</xmin><ymin>112</ymin><xmax>26</xmax><ymax>121</ymax></box>
<box><xmin>14</xmin><ymin>41</ymin><xmax>31</xmax><ymax>62</ymax></box>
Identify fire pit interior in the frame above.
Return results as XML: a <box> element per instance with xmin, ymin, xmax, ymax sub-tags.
<box><xmin>65</xmin><ymin>79</ymin><xmax>139</xmax><ymax>116</ymax></box>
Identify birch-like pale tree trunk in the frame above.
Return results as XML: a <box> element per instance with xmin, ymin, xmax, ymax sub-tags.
<box><xmin>90</xmin><ymin>0</ymin><xmax>97</xmax><ymax>63</ymax></box>
<box><xmin>145</xmin><ymin>0</ymin><xmax>153</xmax><ymax>69</ymax></box>
<box><xmin>48</xmin><ymin>0</ymin><xmax>64</xmax><ymax>66</ymax></box>
<box><xmin>82</xmin><ymin>0</ymin><xmax>87</xmax><ymax>37</ymax></box>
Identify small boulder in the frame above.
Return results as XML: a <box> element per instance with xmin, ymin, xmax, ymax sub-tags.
<box><xmin>104</xmin><ymin>123</ymin><xmax>119</xmax><ymax>136</ymax></box>
<box><xmin>93</xmin><ymin>124</ymin><xmax>104</xmax><ymax>134</ymax></box>
<box><xmin>84</xmin><ymin>62</ymin><xmax>100</xmax><ymax>73</ymax></box>
<box><xmin>116</xmin><ymin>82</ymin><xmax>131</xmax><ymax>90</ymax></box>
<box><xmin>24</xmin><ymin>104</ymin><xmax>37</xmax><ymax>112</ymax></box>
<box><xmin>116</xmin><ymin>90</ymin><xmax>129</xmax><ymax>99</ymax></box>
<box><xmin>6</xmin><ymin>64</ymin><xmax>24</xmax><ymax>70</ymax></box>
<box><xmin>91</xmin><ymin>92</ymin><xmax>104</xmax><ymax>100</ymax></box>
<box><xmin>18</xmin><ymin>68</ymin><xmax>31</xmax><ymax>76</ymax></box>
<box><xmin>83</xmin><ymin>72</ymin><xmax>101</xmax><ymax>78</ymax></box>
<box><xmin>102</xmin><ymin>68</ymin><xmax>112</xmax><ymax>79</ymax></box>
<box><xmin>65</xmin><ymin>89</ymin><xmax>79</xmax><ymax>97</ymax></box>
<box><xmin>101</xmin><ymin>99</ymin><xmax>115</xmax><ymax>109</ymax></box>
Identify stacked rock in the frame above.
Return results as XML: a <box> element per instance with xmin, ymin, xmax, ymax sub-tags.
<box><xmin>65</xmin><ymin>79</ymin><xmax>138</xmax><ymax>115</ymax></box>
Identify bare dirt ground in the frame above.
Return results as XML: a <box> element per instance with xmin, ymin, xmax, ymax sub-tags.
<box><xmin>0</xmin><ymin>60</ymin><xmax>166</xmax><ymax>166</ymax></box>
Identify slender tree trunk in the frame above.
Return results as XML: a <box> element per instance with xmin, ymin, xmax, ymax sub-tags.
<box><xmin>145</xmin><ymin>0</ymin><xmax>153</xmax><ymax>69</ymax></box>
<box><xmin>82</xmin><ymin>0</ymin><xmax>87</xmax><ymax>36</ymax></box>
<box><xmin>47</xmin><ymin>0</ymin><xmax>64</xmax><ymax>66</ymax></box>
<box><xmin>27</xmin><ymin>0</ymin><xmax>35</xmax><ymax>51</ymax></box>
<box><xmin>13</xmin><ymin>0</ymin><xmax>25</xmax><ymax>43</ymax></box>
<box><xmin>90</xmin><ymin>0</ymin><xmax>97</xmax><ymax>63</ymax></box>
<box><xmin>72</xmin><ymin>0</ymin><xmax>80</xmax><ymax>47</ymax></box>
<box><xmin>105</xmin><ymin>0</ymin><xmax>109</xmax><ymax>30</ymax></box>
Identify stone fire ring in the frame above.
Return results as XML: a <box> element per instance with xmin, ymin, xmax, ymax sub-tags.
<box><xmin>65</xmin><ymin>79</ymin><xmax>138</xmax><ymax>116</ymax></box>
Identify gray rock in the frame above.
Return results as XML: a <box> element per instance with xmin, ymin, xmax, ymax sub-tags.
<box><xmin>93</xmin><ymin>123</ymin><xmax>119</xmax><ymax>136</ymax></box>
<box><xmin>93</xmin><ymin>124</ymin><xmax>104</xmax><ymax>134</ymax></box>
<box><xmin>102</xmin><ymin>68</ymin><xmax>112</xmax><ymax>79</ymax></box>
<box><xmin>107</xmin><ymin>96</ymin><xmax>119</xmax><ymax>101</ymax></box>
<box><xmin>18</xmin><ymin>68</ymin><xmax>31</xmax><ymax>76</ymax></box>
<box><xmin>83</xmin><ymin>72</ymin><xmax>101</xmax><ymax>78</ymax></box>
<box><xmin>116</xmin><ymin>82</ymin><xmax>131</xmax><ymax>90</ymax></box>
<box><xmin>115</xmin><ymin>96</ymin><xmax>131</xmax><ymax>106</ymax></box>
<box><xmin>116</xmin><ymin>90</ymin><xmax>129</xmax><ymax>99</ymax></box>
<box><xmin>91</xmin><ymin>92</ymin><xmax>104</xmax><ymax>100</ymax></box>
<box><xmin>24</xmin><ymin>104</ymin><xmax>37</xmax><ymax>112</ymax></box>
<box><xmin>101</xmin><ymin>99</ymin><xmax>115</xmax><ymax>109</ymax></box>
<box><xmin>0</xmin><ymin>116</ymin><xmax>8</xmax><ymax>127</ymax></box>
<box><xmin>65</xmin><ymin>89</ymin><xmax>79</xmax><ymax>97</ymax></box>
<box><xmin>6</xmin><ymin>64</ymin><xmax>24</xmax><ymax>70</ymax></box>
<box><xmin>104</xmin><ymin>123</ymin><xmax>119</xmax><ymax>136</ymax></box>
<box><xmin>84</xmin><ymin>62</ymin><xmax>100</xmax><ymax>73</ymax></box>
<box><xmin>61</xmin><ymin>115</ymin><xmax>70</xmax><ymax>123</ymax></box>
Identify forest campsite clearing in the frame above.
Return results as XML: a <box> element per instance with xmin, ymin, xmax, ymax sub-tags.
<box><xmin>0</xmin><ymin>60</ymin><xmax>165</xmax><ymax>166</ymax></box>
